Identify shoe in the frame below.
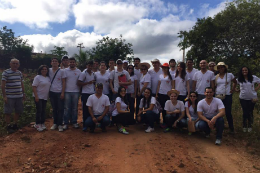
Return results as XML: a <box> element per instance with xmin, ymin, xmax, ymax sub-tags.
<box><xmin>215</xmin><ymin>139</ymin><xmax>222</xmax><ymax>145</ymax></box>
<box><xmin>145</xmin><ymin>126</ymin><xmax>154</xmax><ymax>133</ymax></box>
<box><xmin>41</xmin><ymin>124</ymin><xmax>46</xmax><ymax>130</ymax></box>
<box><xmin>188</xmin><ymin>132</ymin><xmax>192</xmax><ymax>135</ymax></box>
<box><xmin>164</xmin><ymin>127</ymin><xmax>171</xmax><ymax>133</ymax></box>
<box><xmin>50</xmin><ymin>124</ymin><xmax>57</xmax><ymax>130</ymax></box>
<box><xmin>248</xmin><ymin>128</ymin><xmax>252</xmax><ymax>132</ymax></box>
<box><xmin>119</xmin><ymin>128</ymin><xmax>129</xmax><ymax>135</ymax></box>
<box><xmin>82</xmin><ymin>127</ymin><xmax>87</xmax><ymax>132</ymax></box>
<box><xmin>34</xmin><ymin>124</ymin><xmax>43</xmax><ymax>132</ymax></box>
<box><xmin>58</xmin><ymin>125</ymin><xmax>63</xmax><ymax>132</ymax></box>
<box><xmin>73</xmin><ymin>123</ymin><xmax>79</xmax><ymax>129</ymax></box>
<box><xmin>6</xmin><ymin>124</ymin><xmax>15</xmax><ymax>134</ymax></box>
<box><xmin>243</xmin><ymin>128</ymin><xmax>247</xmax><ymax>133</ymax></box>
<box><xmin>12</xmin><ymin>124</ymin><xmax>18</xmax><ymax>130</ymax></box>
<box><xmin>160</xmin><ymin>123</ymin><xmax>167</xmax><ymax>129</ymax></box>
<box><xmin>63</xmin><ymin>124</ymin><xmax>68</xmax><ymax>130</ymax></box>
<box><xmin>205</xmin><ymin>134</ymin><xmax>210</xmax><ymax>138</ymax></box>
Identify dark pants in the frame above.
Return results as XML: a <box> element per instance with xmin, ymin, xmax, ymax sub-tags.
<box><xmin>81</xmin><ymin>93</ymin><xmax>92</xmax><ymax>127</ymax></box>
<box><xmin>127</xmin><ymin>93</ymin><xmax>135</xmax><ymax>114</ymax></box>
<box><xmin>197</xmin><ymin>117</ymin><xmax>224</xmax><ymax>139</ymax></box>
<box><xmin>85</xmin><ymin>115</ymin><xmax>110</xmax><ymax>130</ymax></box>
<box><xmin>239</xmin><ymin>99</ymin><xmax>255</xmax><ymax>128</ymax></box>
<box><xmin>177</xmin><ymin>95</ymin><xmax>186</xmax><ymax>103</ymax></box>
<box><xmin>49</xmin><ymin>91</ymin><xmax>64</xmax><ymax>126</ymax></box>
<box><xmin>135</xmin><ymin>94</ymin><xmax>143</xmax><ymax>119</ymax></box>
<box><xmin>158</xmin><ymin>93</ymin><xmax>169</xmax><ymax>123</ymax></box>
<box><xmin>141</xmin><ymin>110</ymin><xmax>160</xmax><ymax>128</ymax></box>
<box><xmin>222</xmin><ymin>95</ymin><xmax>234</xmax><ymax>131</ymax></box>
<box><xmin>198</xmin><ymin>94</ymin><xmax>205</xmax><ymax>102</ymax></box>
<box><xmin>108</xmin><ymin>89</ymin><xmax>113</xmax><ymax>102</ymax></box>
<box><xmin>112</xmin><ymin>112</ymin><xmax>134</xmax><ymax>127</ymax></box>
<box><xmin>165</xmin><ymin>114</ymin><xmax>187</xmax><ymax>128</ymax></box>
<box><xmin>35</xmin><ymin>99</ymin><xmax>47</xmax><ymax>124</ymax></box>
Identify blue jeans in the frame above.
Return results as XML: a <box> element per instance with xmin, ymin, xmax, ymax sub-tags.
<box><xmin>222</xmin><ymin>95</ymin><xmax>234</xmax><ymax>131</ymax></box>
<box><xmin>141</xmin><ymin>110</ymin><xmax>160</xmax><ymax>128</ymax></box>
<box><xmin>64</xmin><ymin>92</ymin><xmax>79</xmax><ymax>125</ymax></box>
<box><xmin>49</xmin><ymin>91</ymin><xmax>64</xmax><ymax>126</ymax></box>
<box><xmin>197</xmin><ymin>117</ymin><xmax>224</xmax><ymax>139</ymax></box>
<box><xmin>165</xmin><ymin>114</ymin><xmax>187</xmax><ymax>128</ymax></box>
<box><xmin>85</xmin><ymin>115</ymin><xmax>110</xmax><ymax>130</ymax></box>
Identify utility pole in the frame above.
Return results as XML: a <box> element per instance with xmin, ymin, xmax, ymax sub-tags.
<box><xmin>77</xmin><ymin>43</ymin><xmax>85</xmax><ymax>53</ymax></box>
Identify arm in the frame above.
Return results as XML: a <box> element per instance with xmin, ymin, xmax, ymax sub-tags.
<box><xmin>186</xmin><ymin>80</ymin><xmax>190</xmax><ymax>97</ymax></box>
<box><xmin>210</xmin><ymin>108</ymin><xmax>225</xmax><ymax>127</ymax></box>
<box><xmin>119</xmin><ymin>79</ymin><xmax>131</xmax><ymax>86</ymax></box>
<box><xmin>172</xmin><ymin>80</ymin><xmax>175</xmax><ymax>89</ymax></box>
<box><xmin>192</xmin><ymin>80</ymin><xmax>196</xmax><ymax>92</ymax></box>
<box><xmin>211</xmin><ymin>80</ymin><xmax>215</xmax><ymax>91</ymax></box>
<box><xmin>198</xmin><ymin>111</ymin><xmax>210</xmax><ymax>126</ymax></box>
<box><xmin>155</xmin><ymin>81</ymin><xmax>161</xmax><ymax>98</ymax></box>
<box><xmin>77</xmin><ymin>80</ymin><xmax>93</xmax><ymax>87</ymax></box>
<box><xmin>255</xmin><ymin>83</ymin><xmax>260</xmax><ymax>91</ymax></box>
<box><xmin>230</xmin><ymin>78</ymin><xmax>237</xmax><ymax>93</ymax></box>
<box><xmin>185</xmin><ymin>107</ymin><xmax>192</xmax><ymax>120</ymax></box>
<box><xmin>166</xmin><ymin>109</ymin><xmax>181</xmax><ymax>115</ymax></box>
<box><xmin>139</xmin><ymin>82</ymin><xmax>149</xmax><ymax>95</ymax></box>
<box><xmin>173</xmin><ymin>110</ymin><xmax>185</xmax><ymax>127</ymax></box>
<box><xmin>88</xmin><ymin>106</ymin><xmax>98</xmax><ymax>123</ymax></box>
<box><xmin>1</xmin><ymin>80</ymin><xmax>7</xmax><ymax>103</ymax></box>
<box><xmin>116</xmin><ymin>102</ymin><xmax>130</xmax><ymax>114</ymax></box>
<box><xmin>133</xmin><ymin>80</ymin><xmax>137</xmax><ymax>98</ymax></box>
<box><xmin>143</xmin><ymin>104</ymin><xmax>155</xmax><ymax>112</ymax></box>
<box><xmin>99</xmin><ymin>106</ymin><xmax>109</xmax><ymax>119</ymax></box>
<box><xmin>110</xmin><ymin>79</ymin><xmax>116</xmax><ymax>94</ymax></box>
<box><xmin>32</xmin><ymin>86</ymin><xmax>39</xmax><ymax>102</ymax></box>
<box><xmin>61</xmin><ymin>78</ymin><xmax>66</xmax><ymax>99</ymax></box>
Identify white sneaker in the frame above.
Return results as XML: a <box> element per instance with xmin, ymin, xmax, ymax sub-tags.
<box><xmin>34</xmin><ymin>124</ymin><xmax>43</xmax><ymax>132</ymax></box>
<box><xmin>50</xmin><ymin>124</ymin><xmax>57</xmax><ymax>130</ymax></box>
<box><xmin>248</xmin><ymin>128</ymin><xmax>252</xmax><ymax>132</ymax></box>
<box><xmin>58</xmin><ymin>125</ymin><xmax>63</xmax><ymax>132</ymax></box>
<box><xmin>145</xmin><ymin>126</ymin><xmax>154</xmax><ymax>133</ymax></box>
<box><xmin>63</xmin><ymin>124</ymin><xmax>68</xmax><ymax>130</ymax></box>
<box><xmin>41</xmin><ymin>124</ymin><xmax>46</xmax><ymax>130</ymax></box>
<box><xmin>243</xmin><ymin>128</ymin><xmax>247</xmax><ymax>132</ymax></box>
<box><xmin>73</xmin><ymin>123</ymin><xmax>79</xmax><ymax>129</ymax></box>
<box><xmin>215</xmin><ymin>139</ymin><xmax>222</xmax><ymax>145</ymax></box>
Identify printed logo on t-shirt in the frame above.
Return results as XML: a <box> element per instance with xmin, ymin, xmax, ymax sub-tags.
<box><xmin>141</xmin><ymin>82</ymin><xmax>144</xmax><ymax>85</ymax></box>
<box><xmin>182</xmin><ymin>79</ymin><xmax>185</xmax><ymax>83</ymax></box>
<box><xmin>207</xmin><ymin>80</ymin><xmax>209</xmax><ymax>83</ymax></box>
<box><xmin>74</xmin><ymin>73</ymin><xmax>77</xmax><ymax>75</ymax></box>
<box><xmin>166</xmin><ymin>80</ymin><xmax>170</xmax><ymax>83</ymax></box>
<box><xmin>102</xmin><ymin>104</ymin><xmax>105</xmax><ymax>108</ymax></box>
<box><xmin>58</xmin><ymin>78</ymin><xmax>61</xmax><ymax>81</ymax></box>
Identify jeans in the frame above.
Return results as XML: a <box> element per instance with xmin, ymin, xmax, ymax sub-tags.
<box><xmin>85</xmin><ymin>115</ymin><xmax>110</xmax><ymax>130</ymax></box>
<box><xmin>49</xmin><ymin>91</ymin><xmax>64</xmax><ymax>126</ymax></box>
<box><xmin>222</xmin><ymin>95</ymin><xmax>234</xmax><ymax>131</ymax></box>
<box><xmin>239</xmin><ymin>99</ymin><xmax>255</xmax><ymax>128</ymax></box>
<box><xmin>113</xmin><ymin>112</ymin><xmax>134</xmax><ymax>127</ymax></box>
<box><xmin>35</xmin><ymin>99</ymin><xmax>47</xmax><ymax>124</ymax></box>
<box><xmin>197</xmin><ymin>117</ymin><xmax>224</xmax><ymax>139</ymax></box>
<box><xmin>141</xmin><ymin>110</ymin><xmax>160</xmax><ymax>128</ymax></box>
<box><xmin>177</xmin><ymin>95</ymin><xmax>186</xmax><ymax>103</ymax></box>
<box><xmin>64</xmin><ymin>92</ymin><xmax>80</xmax><ymax>125</ymax></box>
<box><xmin>158</xmin><ymin>93</ymin><xmax>169</xmax><ymax>123</ymax></box>
<box><xmin>127</xmin><ymin>93</ymin><xmax>135</xmax><ymax>114</ymax></box>
<box><xmin>81</xmin><ymin>93</ymin><xmax>92</xmax><ymax>127</ymax></box>
<box><xmin>165</xmin><ymin>114</ymin><xmax>187</xmax><ymax>128</ymax></box>
<box><xmin>197</xmin><ymin>94</ymin><xmax>205</xmax><ymax>101</ymax></box>
<box><xmin>135</xmin><ymin>94</ymin><xmax>143</xmax><ymax>119</ymax></box>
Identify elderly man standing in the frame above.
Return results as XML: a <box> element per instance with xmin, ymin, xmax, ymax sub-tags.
<box><xmin>148</xmin><ymin>59</ymin><xmax>162</xmax><ymax>96</ymax></box>
<box><xmin>1</xmin><ymin>58</ymin><xmax>25</xmax><ymax>133</ymax></box>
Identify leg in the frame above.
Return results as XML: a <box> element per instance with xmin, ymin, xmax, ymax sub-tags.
<box><xmin>81</xmin><ymin>94</ymin><xmax>89</xmax><ymax>127</ymax></box>
<box><xmin>71</xmin><ymin>92</ymin><xmax>80</xmax><ymax>124</ymax></box>
<box><xmin>239</xmin><ymin>99</ymin><xmax>249</xmax><ymax>128</ymax></box>
<box><xmin>248</xmin><ymin>101</ymin><xmax>256</xmax><ymax>128</ymax></box>
<box><xmin>63</xmin><ymin>93</ymin><xmax>71</xmax><ymax>125</ymax></box>
<box><xmin>41</xmin><ymin>100</ymin><xmax>47</xmax><ymax>124</ymax></box>
<box><xmin>197</xmin><ymin>120</ymin><xmax>211</xmax><ymax>136</ymax></box>
<box><xmin>215</xmin><ymin>117</ymin><xmax>224</xmax><ymax>139</ymax></box>
<box><xmin>57</xmin><ymin>93</ymin><xmax>64</xmax><ymax>126</ymax></box>
<box><xmin>14</xmin><ymin>97</ymin><xmax>23</xmax><ymax>124</ymax></box>
<box><xmin>135</xmin><ymin>94</ymin><xmax>142</xmax><ymax>119</ymax></box>
<box><xmin>85</xmin><ymin>116</ymin><xmax>95</xmax><ymax>131</ymax></box>
<box><xmin>99</xmin><ymin>115</ymin><xmax>110</xmax><ymax>128</ymax></box>
<box><xmin>177</xmin><ymin>118</ymin><xmax>188</xmax><ymax>128</ymax></box>
<box><xmin>49</xmin><ymin>91</ymin><xmax>58</xmax><ymax>124</ymax></box>
<box><xmin>146</xmin><ymin>110</ymin><xmax>156</xmax><ymax>128</ymax></box>
<box><xmin>35</xmin><ymin>100</ymin><xmax>43</xmax><ymax>124</ymax></box>
<box><xmin>159</xmin><ymin>94</ymin><xmax>168</xmax><ymax>124</ymax></box>
<box><xmin>222</xmin><ymin>95</ymin><xmax>234</xmax><ymax>131</ymax></box>
<box><xmin>4</xmin><ymin>98</ymin><xmax>15</xmax><ymax>125</ymax></box>
<box><xmin>165</xmin><ymin>114</ymin><xmax>175</xmax><ymax>128</ymax></box>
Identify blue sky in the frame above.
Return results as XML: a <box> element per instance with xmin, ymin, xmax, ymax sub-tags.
<box><xmin>0</xmin><ymin>0</ymin><xmax>228</xmax><ymax>62</ymax></box>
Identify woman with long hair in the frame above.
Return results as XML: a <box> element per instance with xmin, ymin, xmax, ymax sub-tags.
<box><xmin>215</xmin><ymin>62</ymin><xmax>237</xmax><ymax>133</ymax></box>
<box><xmin>174</xmin><ymin>62</ymin><xmax>190</xmax><ymax>102</ymax></box>
<box><xmin>155</xmin><ymin>63</ymin><xmax>174</xmax><ymax>128</ymax></box>
<box><xmin>137</xmin><ymin>88</ymin><xmax>160</xmax><ymax>133</ymax></box>
<box><xmin>185</xmin><ymin>91</ymin><xmax>199</xmax><ymax>135</ymax></box>
<box><xmin>237</xmin><ymin>66</ymin><xmax>260</xmax><ymax>132</ymax></box>
<box><xmin>127</xmin><ymin>65</ymin><xmax>137</xmax><ymax>114</ymax></box>
<box><xmin>32</xmin><ymin>65</ymin><xmax>51</xmax><ymax>132</ymax></box>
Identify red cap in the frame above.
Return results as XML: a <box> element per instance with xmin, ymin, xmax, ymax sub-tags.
<box><xmin>161</xmin><ymin>63</ymin><xmax>169</xmax><ymax>67</ymax></box>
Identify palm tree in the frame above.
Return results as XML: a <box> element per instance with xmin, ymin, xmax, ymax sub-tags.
<box><xmin>74</xmin><ymin>50</ymin><xmax>89</xmax><ymax>70</ymax></box>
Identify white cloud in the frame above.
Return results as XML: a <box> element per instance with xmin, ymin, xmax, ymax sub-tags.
<box><xmin>0</xmin><ymin>0</ymin><xmax>75</xmax><ymax>28</ymax></box>
<box><xmin>200</xmin><ymin>2</ymin><xmax>227</xmax><ymax>18</ymax></box>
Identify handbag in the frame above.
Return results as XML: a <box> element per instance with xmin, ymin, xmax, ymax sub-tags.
<box><xmin>118</xmin><ymin>74</ymin><xmax>128</xmax><ymax>89</ymax></box>
<box><xmin>215</xmin><ymin>73</ymin><xmax>227</xmax><ymax>100</ymax></box>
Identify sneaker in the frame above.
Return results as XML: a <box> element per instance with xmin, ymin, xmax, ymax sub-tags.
<box><xmin>41</xmin><ymin>124</ymin><xmax>46</xmax><ymax>130</ymax></box>
<box><xmin>6</xmin><ymin>124</ymin><xmax>15</xmax><ymax>134</ymax></box>
<box><xmin>63</xmin><ymin>124</ymin><xmax>68</xmax><ymax>130</ymax></box>
<box><xmin>164</xmin><ymin>127</ymin><xmax>171</xmax><ymax>133</ymax></box>
<box><xmin>145</xmin><ymin>126</ymin><xmax>154</xmax><ymax>133</ymax></box>
<box><xmin>119</xmin><ymin>128</ymin><xmax>129</xmax><ymax>135</ymax></box>
<box><xmin>34</xmin><ymin>124</ymin><xmax>43</xmax><ymax>132</ymax></box>
<box><xmin>50</xmin><ymin>124</ymin><xmax>57</xmax><ymax>130</ymax></box>
<box><xmin>73</xmin><ymin>123</ymin><xmax>79</xmax><ymax>129</ymax></box>
<box><xmin>188</xmin><ymin>132</ymin><xmax>192</xmax><ymax>135</ymax></box>
<box><xmin>82</xmin><ymin>127</ymin><xmax>87</xmax><ymax>132</ymax></box>
<box><xmin>243</xmin><ymin>128</ymin><xmax>247</xmax><ymax>133</ymax></box>
<box><xmin>248</xmin><ymin>128</ymin><xmax>252</xmax><ymax>132</ymax></box>
<box><xmin>215</xmin><ymin>139</ymin><xmax>222</xmax><ymax>145</ymax></box>
<box><xmin>58</xmin><ymin>125</ymin><xmax>63</xmax><ymax>132</ymax></box>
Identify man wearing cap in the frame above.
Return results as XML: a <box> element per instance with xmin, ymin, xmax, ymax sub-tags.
<box><xmin>208</xmin><ymin>61</ymin><xmax>219</xmax><ymax>75</ymax></box>
<box><xmin>77</xmin><ymin>61</ymin><xmax>95</xmax><ymax>131</ymax></box>
<box><xmin>134</xmin><ymin>57</ymin><xmax>142</xmax><ymax>117</ymax></box>
<box><xmin>192</xmin><ymin>60</ymin><xmax>215</xmax><ymax>101</ymax></box>
<box><xmin>197</xmin><ymin>87</ymin><xmax>225</xmax><ymax>145</ymax></box>
<box><xmin>186</xmin><ymin>58</ymin><xmax>198</xmax><ymax>92</ymax></box>
<box><xmin>85</xmin><ymin>83</ymin><xmax>110</xmax><ymax>133</ymax></box>
<box><xmin>148</xmin><ymin>59</ymin><xmax>162</xmax><ymax>96</ymax></box>
<box><xmin>123</xmin><ymin>60</ymin><xmax>128</xmax><ymax>71</ymax></box>
<box><xmin>169</xmin><ymin>59</ymin><xmax>176</xmax><ymax>75</ymax></box>
<box><xmin>61</xmin><ymin>55</ymin><xmax>69</xmax><ymax>69</ymax></box>
<box><xmin>109</xmin><ymin>59</ymin><xmax>131</xmax><ymax>101</ymax></box>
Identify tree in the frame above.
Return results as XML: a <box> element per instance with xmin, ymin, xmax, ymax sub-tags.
<box><xmin>50</xmin><ymin>46</ymin><xmax>68</xmax><ymax>59</ymax></box>
<box><xmin>74</xmin><ymin>50</ymin><xmax>90</xmax><ymax>70</ymax></box>
<box><xmin>87</xmin><ymin>35</ymin><xmax>134</xmax><ymax>64</ymax></box>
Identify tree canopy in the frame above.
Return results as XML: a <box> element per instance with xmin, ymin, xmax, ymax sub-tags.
<box><xmin>50</xmin><ymin>46</ymin><xmax>68</xmax><ymax>59</ymax></box>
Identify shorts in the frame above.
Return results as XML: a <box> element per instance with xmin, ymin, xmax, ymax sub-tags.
<box><xmin>4</xmin><ymin>97</ymin><xmax>24</xmax><ymax>114</ymax></box>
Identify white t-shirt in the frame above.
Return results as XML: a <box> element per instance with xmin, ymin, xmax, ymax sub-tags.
<box><xmin>174</xmin><ymin>75</ymin><xmax>190</xmax><ymax>96</ymax></box>
<box><xmin>127</xmin><ymin>75</ymin><xmax>137</xmax><ymax>94</ymax></box>
<box><xmin>86</xmin><ymin>94</ymin><xmax>110</xmax><ymax>115</ymax></box>
<box><xmin>140</xmin><ymin>73</ymin><xmax>151</xmax><ymax>94</ymax></box>
<box><xmin>159</xmin><ymin>74</ymin><xmax>174</xmax><ymax>95</ymax></box>
<box><xmin>112</xmin><ymin>97</ymin><xmax>128</xmax><ymax>116</ymax></box>
<box><xmin>139</xmin><ymin>97</ymin><xmax>159</xmax><ymax>114</ymax></box>
<box><xmin>148</xmin><ymin>68</ymin><xmax>163</xmax><ymax>94</ymax></box>
<box><xmin>32</xmin><ymin>75</ymin><xmax>51</xmax><ymax>100</ymax></box>
<box><xmin>197</xmin><ymin>98</ymin><xmax>225</xmax><ymax>118</ymax></box>
<box><xmin>164</xmin><ymin>100</ymin><xmax>185</xmax><ymax>112</ymax></box>
<box><xmin>185</xmin><ymin>101</ymin><xmax>198</xmax><ymax>119</ymax></box>
<box><xmin>193</xmin><ymin>70</ymin><xmax>215</xmax><ymax>95</ymax></box>
<box><xmin>110</xmin><ymin>69</ymin><xmax>130</xmax><ymax>93</ymax></box>
<box><xmin>78</xmin><ymin>71</ymin><xmax>95</xmax><ymax>94</ymax></box>
<box><xmin>134</xmin><ymin>68</ymin><xmax>141</xmax><ymax>89</ymax></box>
<box><xmin>170</xmin><ymin>69</ymin><xmax>176</xmax><ymax>75</ymax></box>
<box><xmin>186</xmin><ymin>68</ymin><xmax>198</xmax><ymax>92</ymax></box>
<box><xmin>238</xmin><ymin>75</ymin><xmax>260</xmax><ymax>100</ymax></box>
<box><xmin>215</xmin><ymin>73</ymin><xmax>235</xmax><ymax>95</ymax></box>
<box><xmin>65</xmin><ymin>68</ymin><xmax>81</xmax><ymax>92</ymax></box>
<box><xmin>49</xmin><ymin>68</ymin><xmax>66</xmax><ymax>93</ymax></box>
<box><xmin>95</xmin><ymin>71</ymin><xmax>110</xmax><ymax>95</ymax></box>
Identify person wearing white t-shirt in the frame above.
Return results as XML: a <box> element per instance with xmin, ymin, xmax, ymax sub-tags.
<box><xmin>126</xmin><ymin>65</ymin><xmax>137</xmax><ymax>114</ymax></box>
<box><xmin>155</xmin><ymin>63</ymin><xmax>174</xmax><ymax>127</ymax></box>
<box><xmin>192</xmin><ymin>60</ymin><xmax>215</xmax><ymax>101</ymax></box>
<box><xmin>95</xmin><ymin>61</ymin><xmax>110</xmax><ymax>96</ymax></box>
<box><xmin>137</xmin><ymin>88</ymin><xmax>160</xmax><ymax>133</ymax></box>
<box><xmin>32</xmin><ymin>65</ymin><xmax>51</xmax><ymax>132</ymax></box>
<box><xmin>63</xmin><ymin>58</ymin><xmax>81</xmax><ymax>130</ymax></box>
<box><xmin>164</xmin><ymin>89</ymin><xmax>186</xmax><ymax>133</ymax></box>
<box><xmin>197</xmin><ymin>87</ymin><xmax>225</xmax><ymax>145</ymax></box>
<box><xmin>186</xmin><ymin>59</ymin><xmax>198</xmax><ymax>92</ymax></box>
<box><xmin>148</xmin><ymin>59</ymin><xmax>163</xmax><ymax>96</ymax></box>
<box><xmin>107</xmin><ymin>59</ymin><xmax>115</xmax><ymax>101</ymax></box>
<box><xmin>86</xmin><ymin>83</ymin><xmax>110</xmax><ymax>133</ymax></box>
<box><xmin>169</xmin><ymin>59</ymin><xmax>176</xmax><ymax>75</ymax></box>
<box><xmin>214</xmin><ymin>62</ymin><xmax>237</xmax><ymax>133</ymax></box>
<box><xmin>138</xmin><ymin>62</ymin><xmax>151</xmax><ymax>96</ymax></box>
<box><xmin>77</xmin><ymin>61</ymin><xmax>95</xmax><ymax>131</ymax></box>
<box><xmin>237</xmin><ymin>66</ymin><xmax>260</xmax><ymax>133</ymax></box>
<box><xmin>49</xmin><ymin>58</ymin><xmax>66</xmax><ymax>132</ymax></box>
<box><xmin>185</xmin><ymin>91</ymin><xmax>199</xmax><ymax>135</ymax></box>
<box><xmin>134</xmin><ymin>57</ymin><xmax>142</xmax><ymax>117</ymax></box>
<box><xmin>174</xmin><ymin>62</ymin><xmax>190</xmax><ymax>102</ymax></box>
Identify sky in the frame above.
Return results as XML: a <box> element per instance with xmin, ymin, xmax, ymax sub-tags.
<box><xmin>0</xmin><ymin>0</ymin><xmax>229</xmax><ymax>63</ymax></box>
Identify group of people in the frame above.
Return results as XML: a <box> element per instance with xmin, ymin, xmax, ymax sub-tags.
<box><xmin>2</xmin><ymin>56</ymin><xmax>260</xmax><ymax>145</ymax></box>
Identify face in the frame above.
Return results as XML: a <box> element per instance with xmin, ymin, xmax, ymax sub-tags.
<box><xmin>134</xmin><ymin>60</ymin><xmax>140</xmax><ymax>66</ymax></box>
<box><xmin>86</xmin><ymin>64</ymin><xmax>93</xmax><ymax>71</ymax></box>
<box><xmin>109</xmin><ymin>60</ymin><xmax>115</xmax><ymax>67</ymax></box>
<box><xmin>205</xmin><ymin>88</ymin><xmax>214</xmax><ymax>99</ymax></box>
<box><xmin>170</xmin><ymin>61</ymin><xmax>176</xmax><ymax>68</ymax></box>
<box><xmin>162</xmin><ymin>67</ymin><xmax>169</xmax><ymax>73</ymax></box>
<box><xmin>208</xmin><ymin>63</ymin><xmax>215</xmax><ymax>71</ymax></box>
<box><xmin>96</xmin><ymin>86</ymin><xmax>103</xmax><ymax>94</ymax></box>
<box><xmin>94</xmin><ymin>62</ymin><xmax>99</xmax><ymax>69</ymax></box>
<box><xmin>141</xmin><ymin>67</ymin><xmax>147</xmax><ymax>74</ymax></box>
<box><xmin>217</xmin><ymin>65</ymin><xmax>225</xmax><ymax>73</ymax></box>
<box><xmin>128</xmin><ymin>66</ymin><xmax>134</xmax><ymax>73</ymax></box>
<box><xmin>177</xmin><ymin>64</ymin><xmax>183</xmax><ymax>72</ymax></box>
<box><xmin>170</xmin><ymin>93</ymin><xmax>178</xmax><ymax>101</ymax></box>
<box><xmin>62</xmin><ymin>59</ymin><xmax>69</xmax><ymax>67</ymax></box>
<box><xmin>117</xmin><ymin>61</ymin><xmax>123</xmax><ymax>68</ymax></box>
<box><xmin>51</xmin><ymin>59</ymin><xmax>59</xmax><ymax>67</ymax></box>
<box><xmin>100</xmin><ymin>63</ymin><xmax>106</xmax><ymax>71</ymax></box>
<box><xmin>152</xmin><ymin>62</ymin><xmax>160</xmax><ymax>68</ymax></box>
<box><xmin>242</xmin><ymin>67</ymin><xmax>248</xmax><ymax>76</ymax></box>
<box><xmin>10</xmin><ymin>60</ymin><xmax>20</xmax><ymax>71</ymax></box>
<box><xmin>189</xmin><ymin>93</ymin><xmax>197</xmax><ymax>102</ymax></box>
<box><xmin>69</xmin><ymin>60</ymin><xmax>76</xmax><ymax>68</ymax></box>
<box><xmin>41</xmin><ymin>67</ymin><xmax>48</xmax><ymax>76</ymax></box>
<box><xmin>199</xmin><ymin>60</ymin><xmax>207</xmax><ymax>69</ymax></box>
<box><xmin>123</xmin><ymin>62</ymin><xmax>128</xmax><ymax>69</ymax></box>
<box><xmin>186</xmin><ymin>60</ymin><xmax>193</xmax><ymax>68</ymax></box>
<box><xmin>120</xmin><ymin>88</ymin><xmax>126</xmax><ymax>97</ymax></box>
<box><xmin>144</xmin><ymin>89</ymin><xmax>151</xmax><ymax>98</ymax></box>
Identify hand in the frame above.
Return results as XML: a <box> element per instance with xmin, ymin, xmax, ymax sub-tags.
<box><xmin>137</xmin><ymin>92</ymin><xmax>141</xmax><ymax>97</ymax></box>
<box><xmin>209</xmin><ymin>117</ymin><xmax>216</xmax><ymax>128</ymax></box>
<box><xmin>88</xmin><ymin>80</ymin><xmax>95</xmax><ymax>84</ymax></box>
<box><xmin>137</xmin><ymin>115</ymin><xmax>141</xmax><ymax>122</ymax></box>
<box><xmin>207</xmin><ymin>120</ymin><xmax>212</xmax><ymax>128</ymax></box>
<box><xmin>230</xmin><ymin>90</ymin><xmax>234</xmax><ymax>94</ymax></box>
<box><xmin>188</xmin><ymin>118</ymin><xmax>192</xmax><ymax>122</ymax></box>
<box><xmin>4</xmin><ymin>97</ymin><xmax>8</xmax><ymax>104</ymax></box>
<box><xmin>119</xmin><ymin>82</ymin><xmax>123</xmax><ymax>86</ymax></box>
<box><xmin>173</xmin><ymin>121</ymin><xmax>178</xmax><ymax>128</ymax></box>
<box><xmin>112</xmin><ymin>90</ymin><xmax>117</xmax><ymax>94</ymax></box>
<box><xmin>155</xmin><ymin>94</ymin><xmax>158</xmax><ymax>99</ymax></box>
<box><xmin>60</xmin><ymin>93</ymin><xmax>64</xmax><ymax>100</ymax></box>
<box><xmin>35</xmin><ymin>96</ymin><xmax>39</xmax><ymax>102</ymax></box>
<box><xmin>235</xmin><ymin>88</ymin><xmax>240</xmax><ymax>92</ymax></box>
<box><xmin>92</xmin><ymin>117</ymin><xmax>98</xmax><ymax>124</ymax></box>
<box><xmin>97</xmin><ymin>116</ymin><xmax>103</xmax><ymax>122</ymax></box>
